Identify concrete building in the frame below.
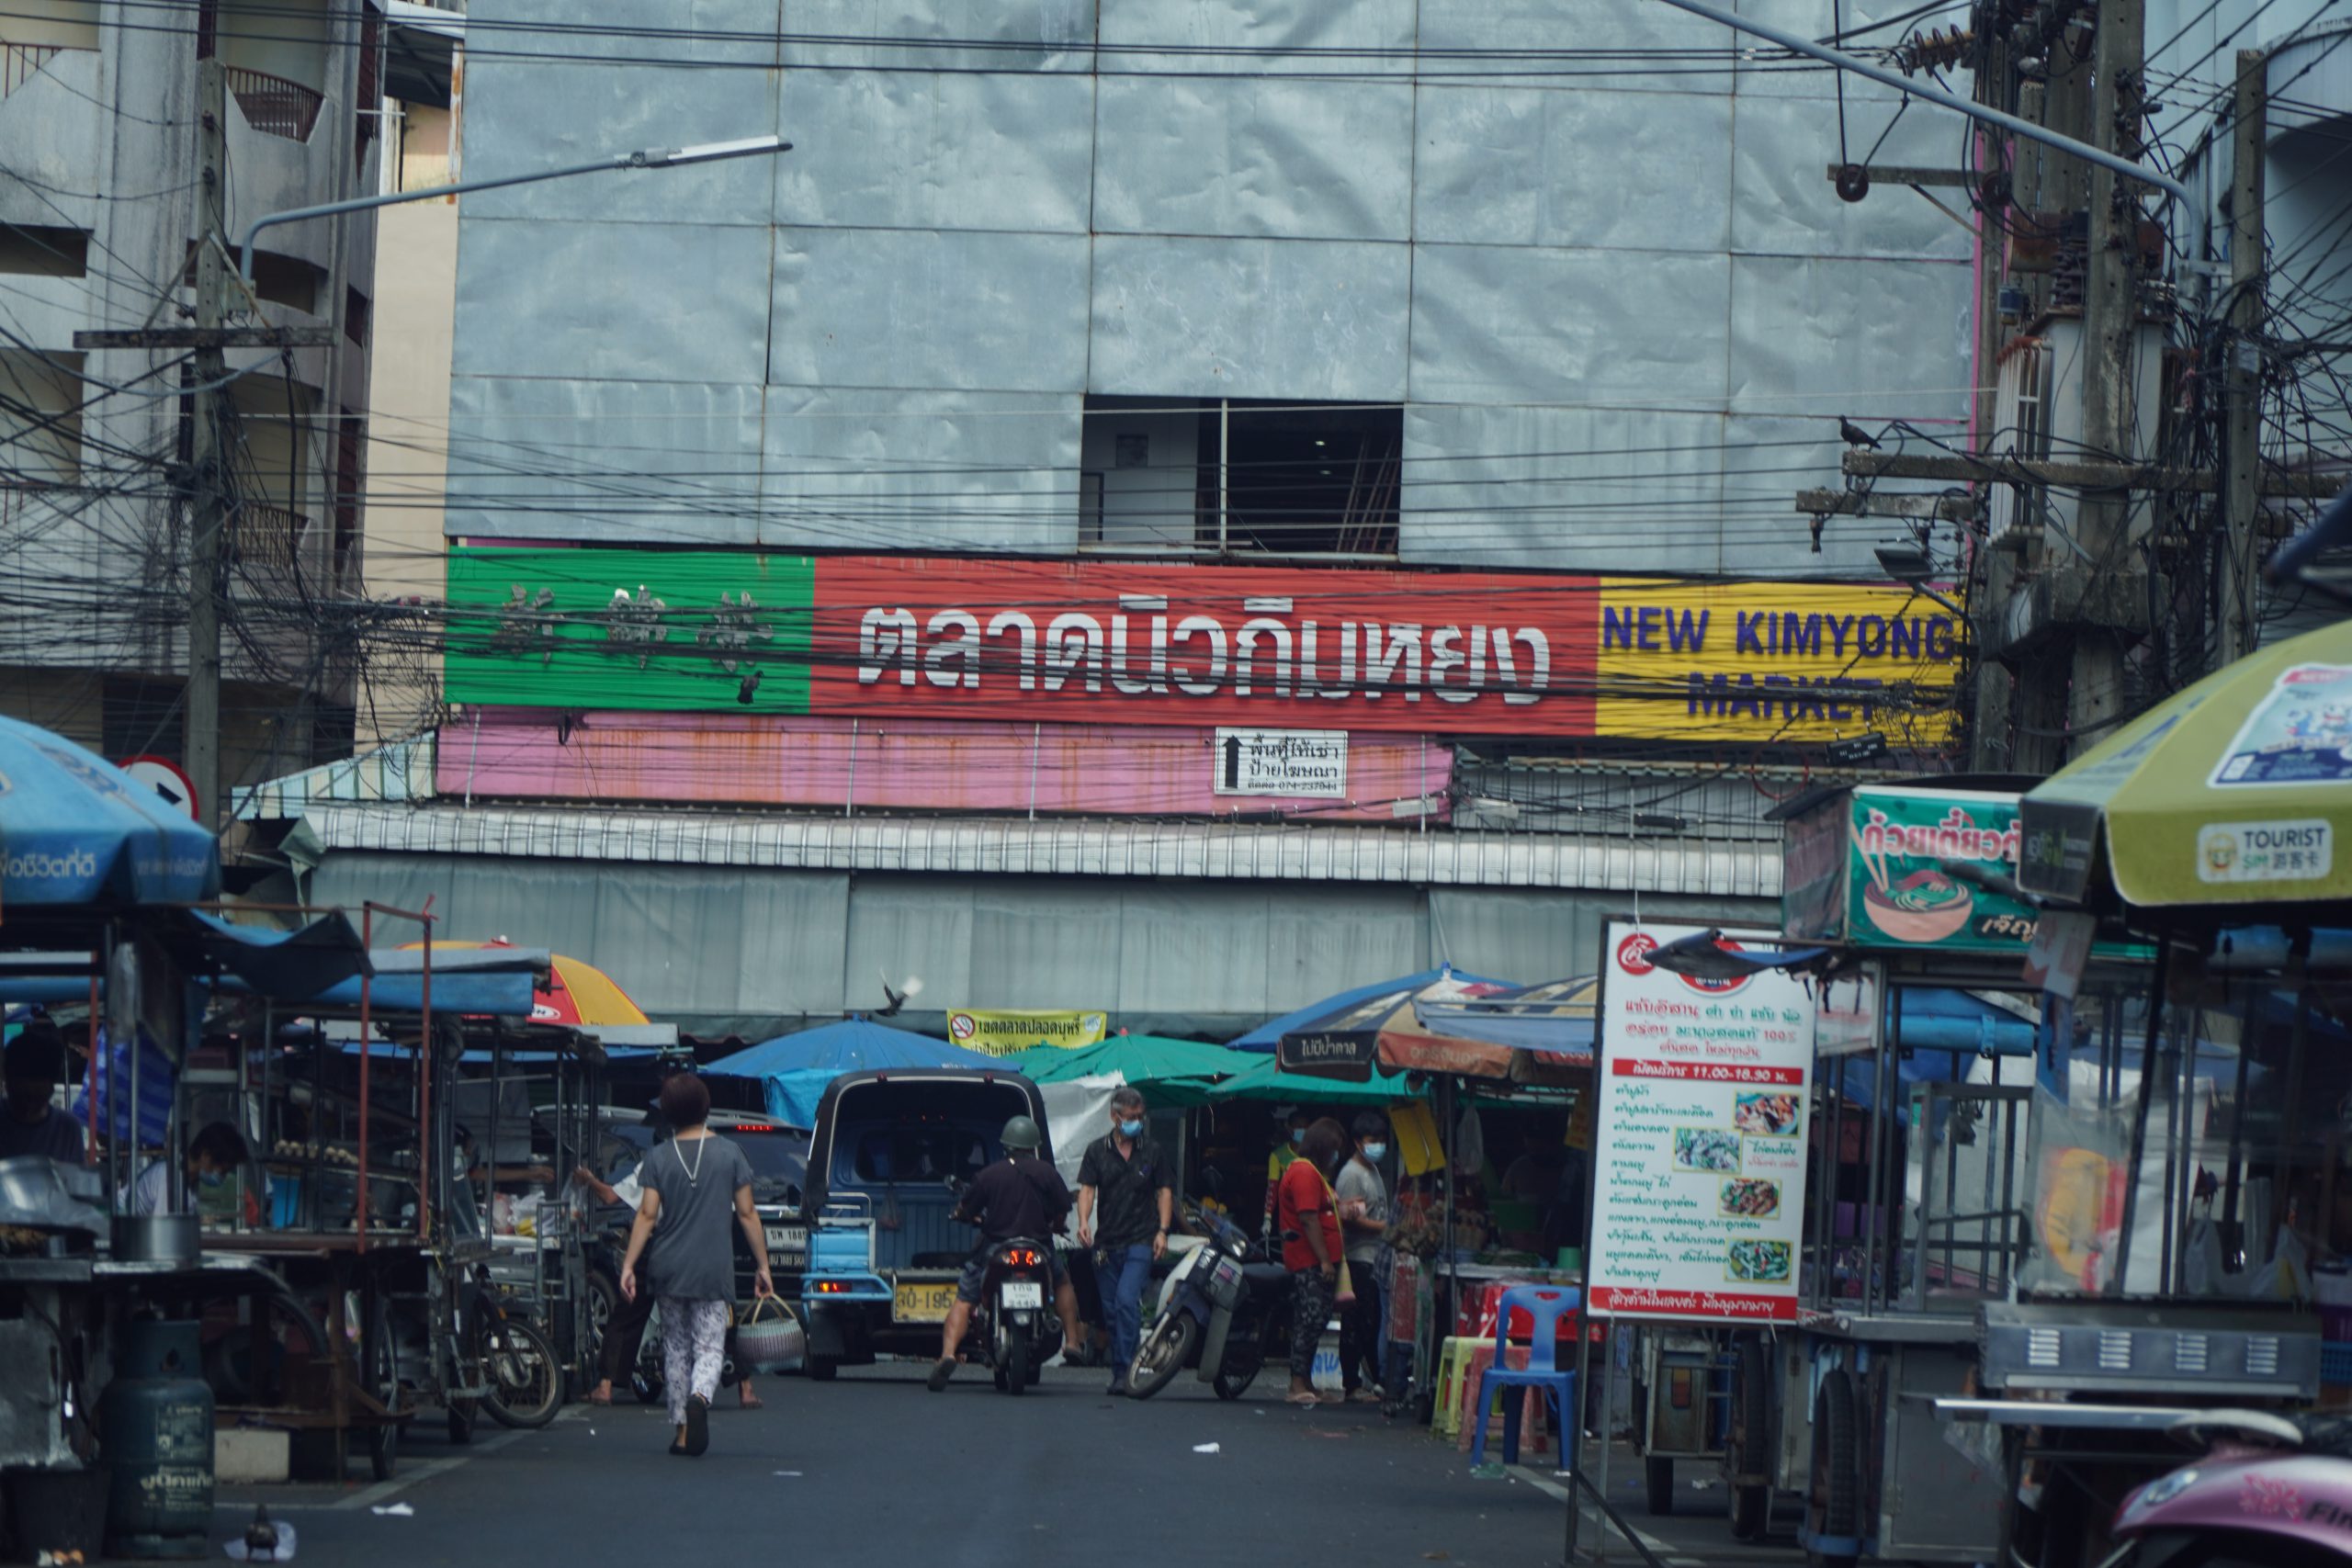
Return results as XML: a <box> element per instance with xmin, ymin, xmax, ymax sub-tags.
<box><xmin>248</xmin><ymin>0</ymin><xmax>2352</xmax><ymax>1038</ymax></box>
<box><xmin>0</xmin><ymin>0</ymin><xmax>384</xmax><ymax>799</ymax></box>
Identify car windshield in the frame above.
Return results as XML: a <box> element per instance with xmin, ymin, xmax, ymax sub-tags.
<box><xmin>715</xmin><ymin>1128</ymin><xmax>807</xmax><ymax>1206</ymax></box>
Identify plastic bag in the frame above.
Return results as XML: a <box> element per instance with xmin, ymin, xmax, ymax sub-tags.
<box><xmin>2183</xmin><ymin>1214</ymin><xmax>2223</xmax><ymax>1295</ymax></box>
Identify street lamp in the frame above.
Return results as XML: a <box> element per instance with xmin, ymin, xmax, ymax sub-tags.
<box><xmin>1874</xmin><ymin>541</ymin><xmax>1968</xmax><ymax>618</ymax></box>
<box><xmin>234</xmin><ymin>133</ymin><xmax>791</xmax><ymax>284</ymax></box>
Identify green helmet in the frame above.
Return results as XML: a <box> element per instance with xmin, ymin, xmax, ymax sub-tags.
<box><xmin>1000</xmin><ymin>1115</ymin><xmax>1045</xmax><ymax>1153</ymax></box>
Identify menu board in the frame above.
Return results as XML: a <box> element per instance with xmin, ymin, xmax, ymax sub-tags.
<box><xmin>1585</xmin><ymin>919</ymin><xmax>1816</xmax><ymax>1323</ymax></box>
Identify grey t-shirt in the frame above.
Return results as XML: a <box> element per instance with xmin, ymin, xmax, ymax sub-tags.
<box><xmin>1336</xmin><ymin>1157</ymin><xmax>1388</xmax><ymax>1266</ymax></box>
<box><xmin>642</xmin><ymin>1134</ymin><xmax>752</xmax><ymax>1304</ymax></box>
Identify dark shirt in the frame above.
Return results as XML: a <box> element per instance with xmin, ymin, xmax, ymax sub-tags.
<box><xmin>959</xmin><ymin>1155</ymin><xmax>1071</xmax><ymax>1245</ymax></box>
<box><xmin>1078</xmin><ymin>1131</ymin><xmax>1172</xmax><ymax>1249</ymax></box>
<box><xmin>0</xmin><ymin>1105</ymin><xmax>85</xmax><ymax>1164</ymax></box>
<box><xmin>641</xmin><ymin>1134</ymin><xmax>754</xmax><ymax>1303</ymax></box>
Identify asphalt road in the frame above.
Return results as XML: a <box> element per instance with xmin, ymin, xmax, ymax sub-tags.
<box><xmin>213</xmin><ymin>1365</ymin><xmax>1594</xmax><ymax>1568</ymax></box>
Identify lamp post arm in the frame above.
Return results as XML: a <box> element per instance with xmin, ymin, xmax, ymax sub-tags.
<box><xmin>238</xmin><ymin>155</ymin><xmax>629</xmax><ymax>284</ymax></box>
<box><xmin>1645</xmin><ymin>0</ymin><xmax>2192</xmax><ymax>206</ymax></box>
<box><xmin>235</xmin><ymin>137</ymin><xmax>789</xmax><ymax>284</ymax></box>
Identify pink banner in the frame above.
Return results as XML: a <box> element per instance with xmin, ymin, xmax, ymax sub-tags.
<box><xmin>437</xmin><ymin>709</ymin><xmax>1453</xmax><ymax>820</ymax></box>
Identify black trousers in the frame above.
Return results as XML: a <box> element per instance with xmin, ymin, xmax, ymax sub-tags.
<box><xmin>601</xmin><ymin>1276</ymin><xmax>655</xmax><ymax>1383</ymax></box>
<box><xmin>1339</xmin><ymin>1264</ymin><xmax>1385</xmax><ymax>1393</ymax></box>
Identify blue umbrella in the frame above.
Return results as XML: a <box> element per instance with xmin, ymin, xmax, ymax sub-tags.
<box><xmin>705</xmin><ymin>1018</ymin><xmax>1001</xmax><ymax>1126</ymax></box>
<box><xmin>0</xmin><ymin>716</ymin><xmax>218</xmax><ymax>908</ymax></box>
<box><xmin>1229</xmin><ymin>966</ymin><xmax>1512</xmax><ymax>1051</ymax></box>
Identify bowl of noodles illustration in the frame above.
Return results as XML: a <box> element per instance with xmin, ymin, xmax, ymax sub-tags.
<box><xmin>1861</xmin><ymin>866</ymin><xmax>1974</xmax><ymax>944</ymax></box>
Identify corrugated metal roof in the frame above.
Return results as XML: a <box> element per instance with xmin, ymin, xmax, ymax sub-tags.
<box><xmin>235</xmin><ymin>736</ymin><xmax>436</xmax><ymax>821</ymax></box>
<box><xmin>296</xmin><ymin>801</ymin><xmax>1780</xmax><ymax>897</ymax></box>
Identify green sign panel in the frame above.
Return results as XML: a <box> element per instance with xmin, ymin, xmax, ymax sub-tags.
<box><xmin>1784</xmin><ymin>786</ymin><xmax>2036</xmax><ymax>954</ymax></box>
<box><xmin>444</xmin><ymin>548</ymin><xmax>814</xmax><ymax>712</ymax></box>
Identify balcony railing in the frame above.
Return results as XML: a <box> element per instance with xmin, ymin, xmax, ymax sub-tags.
<box><xmin>2</xmin><ymin>41</ymin><xmax>93</xmax><ymax>98</ymax></box>
<box><xmin>232</xmin><ymin>503</ymin><xmax>311</xmax><ymax>570</ymax></box>
<box><xmin>227</xmin><ymin>65</ymin><xmax>322</xmax><ymax>142</ymax></box>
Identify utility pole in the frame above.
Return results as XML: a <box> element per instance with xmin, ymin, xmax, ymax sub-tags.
<box><xmin>2219</xmin><ymin>50</ymin><xmax>2267</xmax><ymax>666</ymax></box>
<box><xmin>2065</xmin><ymin>0</ymin><xmax>2151</xmax><ymax>754</ymax></box>
<box><xmin>187</xmin><ymin>49</ymin><xmax>229</xmax><ymax>829</ymax></box>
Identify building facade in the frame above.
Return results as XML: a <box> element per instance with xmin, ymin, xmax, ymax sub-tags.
<box><xmin>0</xmin><ymin>0</ymin><xmax>387</xmax><ymax>798</ymax></box>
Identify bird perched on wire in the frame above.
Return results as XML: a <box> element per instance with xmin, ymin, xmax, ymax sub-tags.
<box><xmin>1838</xmin><ymin>418</ymin><xmax>1883</xmax><ymax>449</ymax></box>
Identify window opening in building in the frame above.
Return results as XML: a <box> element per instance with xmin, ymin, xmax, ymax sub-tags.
<box><xmin>1080</xmin><ymin>395</ymin><xmax>1399</xmax><ymax>557</ymax></box>
<box><xmin>0</xmin><ymin>223</ymin><xmax>89</xmax><ymax>277</ymax></box>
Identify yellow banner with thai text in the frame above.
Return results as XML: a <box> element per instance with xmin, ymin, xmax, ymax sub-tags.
<box><xmin>946</xmin><ymin>1009</ymin><xmax>1110</xmax><ymax>1055</ymax></box>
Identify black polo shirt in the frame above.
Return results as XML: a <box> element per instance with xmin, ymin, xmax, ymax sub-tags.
<box><xmin>960</xmin><ymin>1154</ymin><xmax>1071</xmax><ymax>1244</ymax></box>
<box><xmin>1078</xmin><ymin>1131</ymin><xmax>1172</xmax><ymax>1249</ymax></box>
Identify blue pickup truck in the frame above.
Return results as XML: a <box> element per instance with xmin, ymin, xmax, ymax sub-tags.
<box><xmin>797</xmin><ymin>1067</ymin><xmax>1053</xmax><ymax>1381</ymax></box>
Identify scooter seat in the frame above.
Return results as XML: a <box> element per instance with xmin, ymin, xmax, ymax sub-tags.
<box><xmin>1242</xmin><ymin>1263</ymin><xmax>1292</xmax><ymax>1292</ymax></box>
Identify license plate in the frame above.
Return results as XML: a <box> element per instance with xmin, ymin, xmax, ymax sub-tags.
<box><xmin>893</xmin><ymin>1280</ymin><xmax>957</xmax><ymax>1324</ymax></box>
<box><xmin>1000</xmin><ymin>1280</ymin><xmax>1044</xmax><ymax>1311</ymax></box>
<box><xmin>1212</xmin><ymin>1258</ymin><xmax>1241</xmax><ymax>1289</ymax></box>
<box><xmin>764</xmin><ymin>1225</ymin><xmax>806</xmax><ymax>1252</ymax></box>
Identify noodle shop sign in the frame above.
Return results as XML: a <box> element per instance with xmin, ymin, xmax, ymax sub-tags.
<box><xmin>1783</xmin><ymin>786</ymin><xmax>2041</xmax><ymax>954</ymax></box>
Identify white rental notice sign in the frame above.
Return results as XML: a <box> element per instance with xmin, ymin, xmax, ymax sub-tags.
<box><xmin>1586</xmin><ymin>919</ymin><xmax>1816</xmax><ymax>1324</ymax></box>
<box><xmin>1212</xmin><ymin>728</ymin><xmax>1347</xmax><ymax>797</ymax></box>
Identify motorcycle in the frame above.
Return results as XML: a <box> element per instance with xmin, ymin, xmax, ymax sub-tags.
<box><xmin>1128</xmin><ymin>1201</ymin><xmax>1295</xmax><ymax>1402</ymax></box>
<box><xmin>964</xmin><ymin>1235</ymin><xmax>1063</xmax><ymax>1396</ymax></box>
<box><xmin>2106</xmin><ymin>1409</ymin><xmax>2352</xmax><ymax>1568</ymax></box>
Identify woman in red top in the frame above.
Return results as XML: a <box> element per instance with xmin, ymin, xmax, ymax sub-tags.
<box><xmin>1277</xmin><ymin>1118</ymin><xmax>1349</xmax><ymax>1405</ymax></box>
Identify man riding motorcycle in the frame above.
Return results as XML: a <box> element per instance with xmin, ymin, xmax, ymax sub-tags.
<box><xmin>927</xmin><ymin>1115</ymin><xmax>1088</xmax><ymax>1392</ymax></box>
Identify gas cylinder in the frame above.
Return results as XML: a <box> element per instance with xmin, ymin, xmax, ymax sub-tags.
<box><xmin>101</xmin><ymin>1319</ymin><xmax>215</xmax><ymax>1558</ymax></box>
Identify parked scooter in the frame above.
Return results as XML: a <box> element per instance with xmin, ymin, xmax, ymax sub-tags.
<box><xmin>2107</xmin><ymin>1409</ymin><xmax>2352</xmax><ymax>1568</ymax></box>
<box><xmin>1128</xmin><ymin>1201</ymin><xmax>1295</xmax><ymax>1401</ymax></box>
<box><xmin>965</xmin><ymin>1235</ymin><xmax>1064</xmax><ymax>1395</ymax></box>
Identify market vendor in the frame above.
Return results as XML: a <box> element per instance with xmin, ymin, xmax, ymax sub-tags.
<box><xmin>0</xmin><ymin>1021</ymin><xmax>85</xmax><ymax>1163</ymax></box>
<box><xmin>125</xmin><ymin>1122</ymin><xmax>252</xmax><ymax>1218</ymax></box>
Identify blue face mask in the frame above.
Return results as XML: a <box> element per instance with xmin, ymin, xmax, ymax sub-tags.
<box><xmin>198</xmin><ymin>1169</ymin><xmax>227</xmax><ymax>1190</ymax></box>
<box><xmin>1363</xmin><ymin>1143</ymin><xmax>1388</xmax><ymax>1163</ymax></box>
<box><xmin>1290</xmin><ymin>1129</ymin><xmax>1305</xmax><ymax>1146</ymax></box>
<box><xmin>1119</xmin><ymin>1119</ymin><xmax>1144</xmax><ymax>1138</ymax></box>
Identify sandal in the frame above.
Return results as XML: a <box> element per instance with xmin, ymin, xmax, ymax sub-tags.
<box><xmin>1286</xmin><ymin>1390</ymin><xmax>1321</xmax><ymax>1406</ymax></box>
<box><xmin>682</xmin><ymin>1393</ymin><xmax>710</xmax><ymax>1456</ymax></box>
<box><xmin>584</xmin><ymin>1389</ymin><xmax>614</xmax><ymax>1406</ymax></box>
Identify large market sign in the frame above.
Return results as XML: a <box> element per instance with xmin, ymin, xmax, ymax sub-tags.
<box><xmin>443</xmin><ymin>549</ymin><xmax>1962</xmax><ymax>744</ymax></box>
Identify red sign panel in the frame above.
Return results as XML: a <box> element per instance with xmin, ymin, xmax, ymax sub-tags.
<box><xmin>809</xmin><ymin>557</ymin><xmax>1600</xmax><ymax>738</ymax></box>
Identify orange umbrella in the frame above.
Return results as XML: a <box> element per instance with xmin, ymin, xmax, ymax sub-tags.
<box><xmin>398</xmin><ymin>938</ymin><xmax>649</xmax><ymax>1026</ymax></box>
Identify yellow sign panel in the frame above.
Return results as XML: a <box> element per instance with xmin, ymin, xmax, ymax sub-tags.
<box><xmin>1591</xmin><ymin>579</ymin><xmax>1962</xmax><ymax>746</ymax></box>
<box><xmin>946</xmin><ymin>1009</ymin><xmax>1109</xmax><ymax>1055</ymax></box>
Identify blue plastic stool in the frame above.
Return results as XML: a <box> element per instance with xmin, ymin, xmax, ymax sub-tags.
<box><xmin>1468</xmin><ymin>1285</ymin><xmax>1580</xmax><ymax>1470</ymax></box>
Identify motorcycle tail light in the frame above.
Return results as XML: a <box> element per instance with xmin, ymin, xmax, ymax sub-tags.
<box><xmin>1007</xmin><ymin>1247</ymin><xmax>1041</xmax><ymax>1268</ymax></box>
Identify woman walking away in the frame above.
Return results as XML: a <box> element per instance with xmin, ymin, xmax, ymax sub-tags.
<box><xmin>1278</xmin><ymin>1117</ymin><xmax>1349</xmax><ymax>1406</ymax></box>
<box><xmin>619</xmin><ymin>1073</ymin><xmax>773</xmax><ymax>1456</ymax></box>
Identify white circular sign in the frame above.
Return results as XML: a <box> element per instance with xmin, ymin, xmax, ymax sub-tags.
<box><xmin>117</xmin><ymin>755</ymin><xmax>199</xmax><ymax>822</ymax></box>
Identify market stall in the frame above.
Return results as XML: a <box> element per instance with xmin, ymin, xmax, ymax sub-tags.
<box><xmin>1942</xmin><ymin>620</ymin><xmax>2352</xmax><ymax>1567</ymax></box>
<box><xmin>705</xmin><ymin>1017</ymin><xmax>993</xmax><ymax>1127</ymax></box>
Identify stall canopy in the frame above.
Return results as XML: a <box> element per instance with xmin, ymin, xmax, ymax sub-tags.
<box><xmin>1229</xmin><ymin>967</ymin><xmax>1509</xmax><ymax>1051</ymax></box>
<box><xmin>704</xmin><ymin>1018</ymin><xmax>998</xmax><ymax>1126</ymax></box>
<box><xmin>1206</xmin><ymin>1053</ymin><xmax>1424</xmax><ymax>1106</ymax></box>
<box><xmin>0</xmin><ymin>715</ymin><xmax>219</xmax><ymax>908</ymax></box>
<box><xmin>1004</xmin><ymin>1034</ymin><xmax>1244</xmax><ymax>1109</ymax></box>
<box><xmin>2018</xmin><ymin>617</ymin><xmax>2352</xmax><ymax>914</ymax></box>
<box><xmin>299</xmin><ymin>943</ymin><xmax>548</xmax><ymax>1014</ymax></box>
<box><xmin>1414</xmin><ymin>976</ymin><xmax>1600</xmax><ymax>1066</ymax></box>
<box><xmin>1278</xmin><ymin>969</ymin><xmax>1535</xmax><ymax>1080</ymax></box>
<box><xmin>400</xmin><ymin>938</ymin><xmax>650</xmax><ymax>1025</ymax></box>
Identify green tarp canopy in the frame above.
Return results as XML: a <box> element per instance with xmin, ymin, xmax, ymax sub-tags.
<box><xmin>1204</xmin><ymin>1053</ymin><xmax>1426</xmax><ymax>1106</ymax></box>
<box><xmin>1003</xmin><ymin>1034</ymin><xmax>1249</xmax><ymax>1108</ymax></box>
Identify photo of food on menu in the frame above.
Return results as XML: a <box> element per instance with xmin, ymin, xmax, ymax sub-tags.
<box><xmin>1673</xmin><ymin>1126</ymin><xmax>1741</xmax><ymax>1174</ymax></box>
<box><xmin>1733</xmin><ymin>1090</ymin><xmax>1801</xmax><ymax>1137</ymax></box>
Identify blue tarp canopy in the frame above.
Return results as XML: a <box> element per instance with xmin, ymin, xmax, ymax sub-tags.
<box><xmin>1413</xmin><ymin>976</ymin><xmax>1600</xmax><ymax>1065</ymax></box>
<box><xmin>705</xmin><ymin>1018</ymin><xmax>1000</xmax><ymax>1126</ymax></box>
<box><xmin>1230</xmin><ymin>967</ymin><xmax>1511</xmax><ymax>1051</ymax></box>
<box><xmin>181</xmin><ymin>908</ymin><xmax>370</xmax><ymax>998</ymax></box>
<box><xmin>0</xmin><ymin>715</ymin><xmax>218</xmax><ymax>908</ymax></box>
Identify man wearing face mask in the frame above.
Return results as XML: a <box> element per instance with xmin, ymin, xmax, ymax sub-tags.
<box><xmin>1075</xmin><ymin>1087</ymin><xmax>1171</xmax><ymax>1396</ymax></box>
<box><xmin>126</xmin><ymin>1122</ymin><xmax>251</xmax><ymax>1219</ymax></box>
<box><xmin>1335</xmin><ymin>1111</ymin><xmax>1393</xmax><ymax>1404</ymax></box>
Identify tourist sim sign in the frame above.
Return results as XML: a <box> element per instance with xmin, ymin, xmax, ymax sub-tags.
<box><xmin>1586</xmin><ymin>920</ymin><xmax>1815</xmax><ymax>1323</ymax></box>
<box><xmin>444</xmin><ymin>550</ymin><xmax>1962</xmax><ymax>748</ymax></box>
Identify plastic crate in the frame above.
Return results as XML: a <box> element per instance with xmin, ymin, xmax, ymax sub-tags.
<box><xmin>2321</xmin><ymin>1341</ymin><xmax>2352</xmax><ymax>1385</ymax></box>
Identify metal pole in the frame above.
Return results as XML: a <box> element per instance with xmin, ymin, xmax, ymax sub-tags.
<box><xmin>2111</xmin><ymin>940</ymin><xmax>2171</xmax><ymax>1293</ymax></box>
<box><xmin>187</xmin><ymin>52</ymin><xmax>228</xmax><ymax>830</ymax></box>
<box><xmin>357</xmin><ymin>905</ymin><xmax>372</xmax><ymax>1252</ymax></box>
<box><xmin>418</xmin><ymin>912</ymin><xmax>434</xmax><ymax>1244</ymax></box>
<box><xmin>2219</xmin><ymin>51</ymin><xmax>2267</xmax><ymax>665</ymax></box>
<box><xmin>1644</xmin><ymin>0</ymin><xmax>2188</xmax><ymax>203</ymax></box>
<box><xmin>1217</xmin><ymin>399</ymin><xmax>1230</xmax><ymax>553</ymax></box>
